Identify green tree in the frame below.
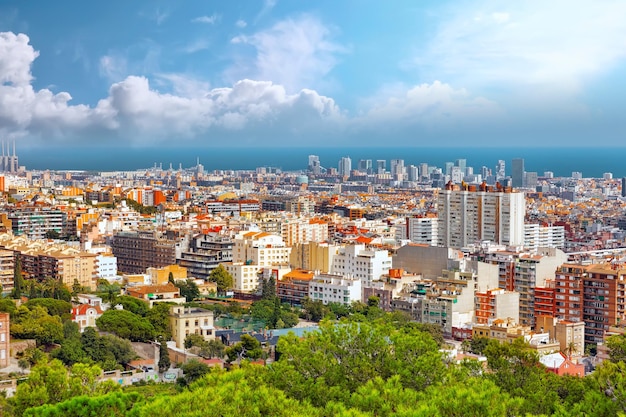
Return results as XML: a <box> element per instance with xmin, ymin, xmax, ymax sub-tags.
<box><xmin>96</xmin><ymin>310</ymin><xmax>156</xmax><ymax>342</ymax></box>
<box><xmin>145</xmin><ymin>302</ymin><xmax>173</xmax><ymax>339</ymax></box>
<box><xmin>11</xmin><ymin>359</ymin><xmax>106</xmax><ymax>417</ymax></box>
<box><xmin>168</xmin><ymin>272</ymin><xmax>175</xmax><ymax>284</ymax></box>
<box><xmin>132</xmin><ymin>368</ymin><xmax>323</xmax><ymax>417</ymax></box>
<box><xmin>23</xmin><ymin>392</ymin><xmax>144</xmax><ymax>417</ymax></box>
<box><xmin>25</xmin><ymin>298</ymin><xmax>72</xmax><ymax>317</ymax></box>
<box><xmin>11</xmin><ymin>256</ymin><xmax>24</xmax><ymax>298</ymax></box>
<box><xmin>261</xmin><ymin>276</ymin><xmax>276</xmax><ymax>300</ymax></box>
<box><xmin>301</xmin><ymin>297</ymin><xmax>330</xmax><ymax>322</ymax></box>
<box><xmin>208</xmin><ymin>264</ymin><xmax>233</xmax><ymax>292</ymax></box>
<box><xmin>10</xmin><ymin>305</ymin><xmax>64</xmax><ymax>345</ymax></box>
<box><xmin>158</xmin><ymin>337</ymin><xmax>171</xmax><ymax>372</ymax></box>
<box><xmin>199</xmin><ymin>339</ymin><xmax>225</xmax><ymax>359</ymax></box>
<box><xmin>225</xmin><ymin>334</ymin><xmax>263</xmax><ymax>363</ymax></box>
<box><xmin>175</xmin><ymin>279</ymin><xmax>200</xmax><ymax>302</ymax></box>
<box><xmin>605</xmin><ymin>333</ymin><xmax>626</xmax><ymax>363</ymax></box>
<box><xmin>178</xmin><ymin>359</ymin><xmax>211</xmax><ymax>386</ymax></box>
<box><xmin>0</xmin><ymin>297</ymin><xmax>17</xmax><ymax>315</ymax></box>
<box><xmin>113</xmin><ymin>296</ymin><xmax>149</xmax><ymax>316</ymax></box>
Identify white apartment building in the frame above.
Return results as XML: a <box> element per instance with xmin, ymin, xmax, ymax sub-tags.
<box><xmin>224</xmin><ymin>231</ymin><xmax>292</xmax><ymax>292</ymax></box>
<box><xmin>437</xmin><ymin>186</ymin><xmax>525</xmax><ymax>248</ymax></box>
<box><xmin>280</xmin><ymin>218</ymin><xmax>329</xmax><ymax>247</ymax></box>
<box><xmin>405</xmin><ymin>215</ymin><xmax>439</xmax><ymax>246</ymax></box>
<box><xmin>308</xmin><ymin>273</ymin><xmax>362</xmax><ymax>306</ymax></box>
<box><xmin>523</xmin><ymin>223</ymin><xmax>565</xmax><ymax>252</ymax></box>
<box><xmin>96</xmin><ymin>254</ymin><xmax>118</xmax><ymax>280</ymax></box>
<box><xmin>331</xmin><ymin>244</ymin><xmax>392</xmax><ymax>287</ymax></box>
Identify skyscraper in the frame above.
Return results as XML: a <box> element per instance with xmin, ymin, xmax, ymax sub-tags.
<box><xmin>390</xmin><ymin>159</ymin><xmax>405</xmax><ymax>180</ymax></box>
<box><xmin>338</xmin><ymin>156</ymin><xmax>352</xmax><ymax>177</ymax></box>
<box><xmin>622</xmin><ymin>177</ymin><xmax>626</xmax><ymax>197</ymax></box>
<box><xmin>496</xmin><ymin>160</ymin><xmax>505</xmax><ymax>181</ymax></box>
<box><xmin>512</xmin><ymin>158</ymin><xmax>525</xmax><ymax>188</ymax></box>
<box><xmin>308</xmin><ymin>155</ymin><xmax>323</xmax><ymax>175</ymax></box>
<box><xmin>358</xmin><ymin>159</ymin><xmax>372</xmax><ymax>173</ymax></box>
<box><xmin>376</xmin><ymin>160</ymin><xmax>386</xmax><ymax>174</ymax></box>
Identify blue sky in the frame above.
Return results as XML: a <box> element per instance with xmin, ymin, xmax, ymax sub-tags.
<box><xmin>1</xmin><ymin>0</ymin><xmax>626</xmax><ymax>149</ymax></box>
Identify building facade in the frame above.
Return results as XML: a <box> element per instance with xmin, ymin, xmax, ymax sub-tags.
<box><xmin>437</xmin><ymin>185</ymin><xmax>525</xmax><ymax>248</ymax></box>
<box><xmin>111</xmin><ymin>231</ymin><xmax>177</xmax><ymax>274</ymax></box>
<box><xmin>170</xmin><ymin>306</ymin><xmax>215</xmax><ymax>350</ymax></box>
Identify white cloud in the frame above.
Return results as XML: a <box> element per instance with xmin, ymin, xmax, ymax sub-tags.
<box><xmin>99</xmin><ymin>54</ymin><xmax>128</xmax><ymax>82</ymax></box>
<box><xmin>0</xmin><ymin>32</ymin><xmax>38</xmax><ymax>86</ymax></box>
<box><xmin>192</xmin><ymin>14</ymin><xmax>220</xmax><ymax>24</ymax></box>
<box><xmin>228</xmin><ymin>15</ymin><xmax>346</xmax><ymax>93</ymax></box>
<box><xmin>356</xmin><ymin>81</ymin><xmax>504</xmax><ymax>137</ymax></box>
<box><xmin>1</xmin><ymin>30</ymin><xmax>608</xmax><ymax>147</ymax></box>
<box><xmin>420</xmin><ymin>1</ymin><xmax>626</xmax><ymax>92</ymax></box>
<box><xmin>236</xmin><ymin>19</ymin><xmax>247</xmax><ymax>28</ymax></box>
<box><xmin>0</xmin><ymin>31</ymin><xmax>347</xmax><ymax>146</ymax></box>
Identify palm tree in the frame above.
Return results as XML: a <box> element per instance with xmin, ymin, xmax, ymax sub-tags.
<box><xmin>566</xmin><ymin>341</ymin><xmax>578</xmax><ymax>359</ymax></box>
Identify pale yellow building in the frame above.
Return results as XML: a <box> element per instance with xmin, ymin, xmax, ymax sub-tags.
<box><xmin>289</xmin><ymin>241</ymin><xmax>341</xmax><ymax>273</ymax></box>
<box><xmin>169</xmin><ymin>305</ymin><xmax>215</xmax><ymax>349</ymax></box>
<box><xmin>148</xmin><ymin>264</ymin><xmax>188</xmax><ymax>285</ymax></box>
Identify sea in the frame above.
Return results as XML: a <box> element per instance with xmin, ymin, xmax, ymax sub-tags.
<box><xmin>18</xmin><ymin>146</ymin><xmax>626</xmax><ymax>179</ymax></box>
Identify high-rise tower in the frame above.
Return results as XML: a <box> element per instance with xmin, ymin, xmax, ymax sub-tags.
<box><xmin>512</xmin><ymin>158</ymin><xmax>525</xmax><ymax>188</ymax></box>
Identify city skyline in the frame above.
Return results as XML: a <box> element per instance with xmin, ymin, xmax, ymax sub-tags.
<box><xmin>2</xmin><ymin>1</ymin><xmax>626</xmax><ymax>149</ymax></box>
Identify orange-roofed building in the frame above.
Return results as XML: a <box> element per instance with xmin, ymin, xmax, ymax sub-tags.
<box><xmin>71</xmin><ymin>303</ymin><xmax>103</xmax><ymax>333</ymax></box>
<box><xmin>126</xmin><ymin>282</ymin><xmax>186</xmax><ymax>306</ymax></box>
<box><xmin>278</xmin><ymin>269</ymin><xmax>315</xmax><ymax>306</ymax></box>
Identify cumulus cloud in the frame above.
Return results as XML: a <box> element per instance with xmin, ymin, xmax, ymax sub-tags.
<box><xmin>235</xmin><ymin>19</ymin><xmax>247</xmax><ymax>28</ymax></box>
<box><xmin>0</xmin><ymin>32</ymin><xmax>38</xmax><ymax>86</ymax></box>
<box><xmin>0</xmin><ymin>31</ymin><xmax>347</xmax><ymax>146</ymax></box>
<box><xmin>4</xmin><ymin>29</ymin><xmax>590</xmax><ymax>148</ymax></box>
<box><xmin>229</xmin><ymin>15</ymin><xmax>347</xmax><ymax>92</ymax></box>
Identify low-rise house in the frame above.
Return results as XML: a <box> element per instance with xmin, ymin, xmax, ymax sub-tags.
<box><xmin>126</xmin><ymin>283</ymin><xmax>186</xmax><ymax>306</ymax></box>
<box><xmin>169</xmin><ymin>306</ymin><xmax>215</xmax><ymax>349</ymax></box>
<box><xmin>539</xmin><ymin>352</ymin><xmax>585</xmax><ymax>376</ymax></box>
<box><xmin>72</xmin><ymin>303</ymin><xmax>104</xmax><ymax>332</ymax></box>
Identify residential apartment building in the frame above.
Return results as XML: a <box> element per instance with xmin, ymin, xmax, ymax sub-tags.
<box><xmin>474</xmin><ymin>288</ymin><xmax>520</xmax><ymax>324</ymax></box>
<box><xmin>280</xmin><ymin>218</ymin><xmax>329</xmax><ymax>247</ymax></box>
<box><xmin>483</xmin><ymin>248</ymin><xmax>567</xmax><ymax>328</ymax></box>
<box><xmin>524</xmin><ymin>224</ymin><xmax>565</xmax><ymax>252</ymax></box>
<box><xmin>170</xmin><ymin>306</ymin><xmax>215</xmax><ymax>350</ymax></box>
<box><xmin>583</xmin><ymin>264</ymin><xmax>626</xmax><ymax>345</ymax></box>
<box><xmin>277</xmin><ymin>269</ymin><xmax>314</xmax><ymax>306</ymax></box>
<box><xmin>289</xmin><ymin>241</ymin><xmax>340</xmax><ymax>273</ymax></box>
<box><xmin>405</xmin><ymin>215</ymin><xmax>439</xmax><ymax>246</ymax></box>
<box><xmin>8</xmin><ymin>208</ymin><xmax>67</xmax><ymax>239</ymax></box>
<box><xmin>111</xmin><ymin>231</ymin><xmax>177</xmax><ymax>274</ymax></box>
<box><xmin>437</xmin><ymin>184</ymin><xmax>525</xmax><ymax>248</ymax></box>
<box><xmin>177</xmin><ymin>234</ymin><xmax>233</xmax><ymax>281</ymax></box>
<box><xmin>331</xmin><ymin>244</ymin><xmax>392</xmax><ymax>287</ymax></box>
<box><xmin>0</xmin><ymin>235</ymin><xmax>98</xmax><ymax>289</ymax></box>
<box><xmin>0</xmin><ymin>249</ymin><xmax>14</xmax><ymax>294</ymax></box>
<box><xmin>224</xmin><ymin>231</ymin><xmax>291</xmax><ymax>292</ymax></box>
<box><xmin>308</xmin><ymin>273</ymin><xmax>362</xmax><ymax>306</ymax></box>
<box><xmin>0</xmin><ymin>312</ymin><xmax>9</xmax><ymax>368</ymax></box>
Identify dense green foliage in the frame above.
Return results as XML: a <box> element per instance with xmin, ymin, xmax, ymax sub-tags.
<box><xmin>3</xmin><ymin>310</ymin><xmax>626</xmax><ymax>417</ymax></box>
<box><xmin>96</xmin><ymin>309</ymin><xmax>156</xmax><ymax>342</ymax></box>
<box><xmin>208</xmin><ymin>264</ymin><xmax>233</xmax><ymax>292</ymax></box>
<box><xmin>52</xmin><ymin>327</ymin><xmax>136</xmax><ymax>370</ymax></box>
<box><xmin>174</xmin><ymin>279</ymin><xmax>200</xmax><ymax>302</ymax></box>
